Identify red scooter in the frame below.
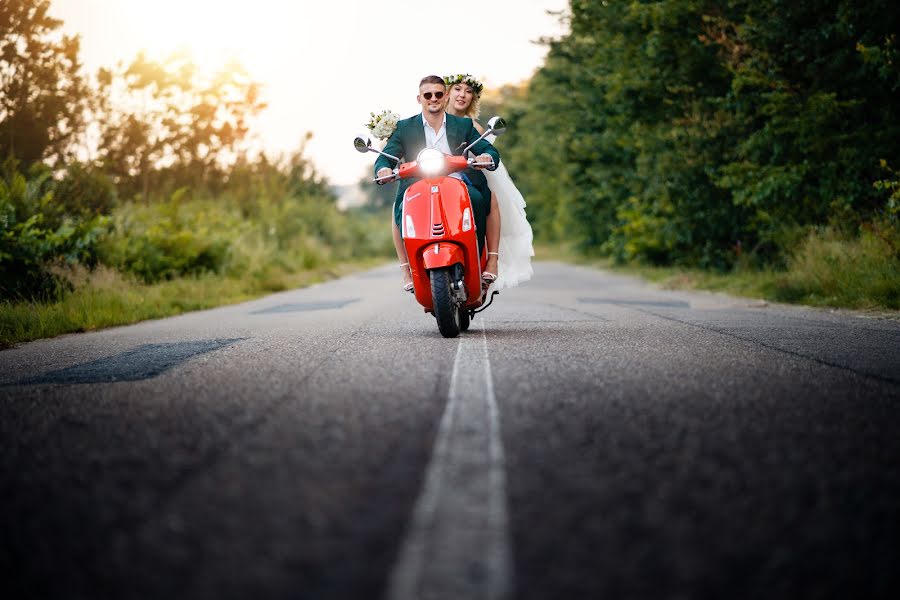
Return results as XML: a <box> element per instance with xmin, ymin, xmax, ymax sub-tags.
<box><xmin>354</xmin><ymin>117</ymin><xmax>506</xmax><ymax>338</ymax></box>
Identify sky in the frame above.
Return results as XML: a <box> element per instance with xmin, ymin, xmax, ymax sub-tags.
<box><xmin>51</xmin><ymin>0</ymin><xmax>569</xmax><ymax>186</ymax></box>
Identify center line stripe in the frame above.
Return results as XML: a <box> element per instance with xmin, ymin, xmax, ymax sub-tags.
<box><xmin>386</xmin><ymin>320</ymin><xmax>512</xmax><ymax>600</ymax></box>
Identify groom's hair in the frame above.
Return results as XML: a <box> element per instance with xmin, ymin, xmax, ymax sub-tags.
<box><xmin>419</xmin><ymin>75</ymin><xmax>446</xmax><ymax>88</ymax></box>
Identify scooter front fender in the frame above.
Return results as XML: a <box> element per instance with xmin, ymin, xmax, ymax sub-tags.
<box><xmin>421</xmin><ymin>242</ymin><xmax>465</xmax><ymax>271</ymax></box>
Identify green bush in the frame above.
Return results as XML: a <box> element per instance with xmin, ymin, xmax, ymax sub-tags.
<box><xmin>99</xmin><ymin>191</ymin><xmax>243</xmax><ymax>283</ymax></box>
<box><xmin>0</xmin><ymin>163</ymin><xmax>110</xmax><ymax>300</ymax></box>
<box><xmin>1</xmin><ymin>140</ymin><xmax>392</xmax><ymax>302</ymax></box>
<box><xmin>52</xmin><ymin>163</ymin><xmax>117</xmax><ymax>221</ymax></box>
<box><xmin>98</xmin><ymin>187</ymin><xmax>392</xmax><ymax>285</ymax></box>
<box><xmin>774</xmin><ymin>226</ymin><xmax>900</xmax><ymax>309</ymax></box>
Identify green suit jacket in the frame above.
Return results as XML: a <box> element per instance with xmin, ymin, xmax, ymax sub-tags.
<box><xmin>374</xmin><ymin>112</ymin><xmax>500</xmax><ymax>221</ymax></box>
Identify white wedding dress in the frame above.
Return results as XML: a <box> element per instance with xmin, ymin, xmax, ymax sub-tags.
<box><xmin>484</xmin><ymin>136</ymin><xmax>534</xmax><ymax>289</ymax></box>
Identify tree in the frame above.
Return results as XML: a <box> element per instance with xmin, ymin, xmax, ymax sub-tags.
<box><xmin>0</xmin><ymin>0</ymin><xmax>89</xmax><ymax>166</ymax></box>
<box><xmin>494</xmin><ymin>0</ymin><xmax>900</xmax><ymax>268</ymax></box>
<box><xmin>95</xmin><ymin>52</ymin><xmax>267</xmax><ymax>201</ymax></box>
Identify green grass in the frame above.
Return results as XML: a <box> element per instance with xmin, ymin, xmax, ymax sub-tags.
<box><xmin>0</xmin><ymin>260</ymin><xmax>384</xmax><ymax>350</ymax></box>
<box><xmin>536</xmin><ymin>228</ymin><xmax>900</xmax><ymax>312</ymax></box>
<box><xmin>771</xmin><ymin>228</ymin><xmax>900</xmax><ymax>309</ymax></box>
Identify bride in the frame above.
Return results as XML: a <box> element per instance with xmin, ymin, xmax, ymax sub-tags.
<box><xmin>444</xmin><ymin>73</ymin><xmax>534</xmax><ymax>290</ymax></box>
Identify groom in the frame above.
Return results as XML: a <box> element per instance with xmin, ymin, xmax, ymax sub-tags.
<box><xmin>375</xmin><ymin>75</ymin><xmax>499</xmax><ymax>253</ymax></box>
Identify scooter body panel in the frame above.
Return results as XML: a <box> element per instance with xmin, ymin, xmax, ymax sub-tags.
<box><xmin>401</xmin><ymin>176</ymin><xmax>484</xmax><ymax>311</ymax></box>
<box><xmin>422</xmin><ymin>243</ymin><xmax>466</xmax><ymax>271</ymax></box>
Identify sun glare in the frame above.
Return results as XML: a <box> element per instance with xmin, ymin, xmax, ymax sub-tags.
<box><xmin>54</xmin><ymin>0</ymin><xmax>569</xmax><ymax>185</ymax></box>
<box><xmin>119</xmin><ymin>0</ymin><xmax>285</xmax><ymax>75</ymax></box>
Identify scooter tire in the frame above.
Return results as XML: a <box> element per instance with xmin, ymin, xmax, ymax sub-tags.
<box><xmin>430</xmin><ymin>268</ymin><xmax>461</xmax><ymax>338</ymax></box>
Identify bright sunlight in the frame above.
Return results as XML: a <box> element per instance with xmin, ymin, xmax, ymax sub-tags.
<box><xmin>53</xmin><ymin>0</ymin><xmax>569</xmax><ymax>185</ymax></box>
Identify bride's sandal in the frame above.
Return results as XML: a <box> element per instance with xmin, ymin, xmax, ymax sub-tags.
<box><xmin>482</xmin><ymin>252</ymin><xmax>499</xmax><ymax>287</ymax></box>
<box><xmin>400</xmin><ymin>262</ymin><xmax>414</xmax><ymax>293</ymax></box>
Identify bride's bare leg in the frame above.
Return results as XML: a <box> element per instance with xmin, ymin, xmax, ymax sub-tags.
<box><xmin>485</xmin><ymin>192</ymin><xmax>500</xmax><ymax>275</ymax></box>
<box><xmin>392</xmin><ymin>218</ymin><xmax>413</xmax><ymax>289</ymax></box>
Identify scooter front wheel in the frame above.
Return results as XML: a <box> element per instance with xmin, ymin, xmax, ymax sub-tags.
<box><xmin>430</xmin><ymin>267</ymin><xmax>461</xmax><ymax>338</ymax></box>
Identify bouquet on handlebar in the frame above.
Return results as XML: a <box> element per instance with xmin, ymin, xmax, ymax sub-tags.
<box><xmin>365</xmin><ymin>110</ymin><xmax>400</xmax><ymax>141</ymax></box>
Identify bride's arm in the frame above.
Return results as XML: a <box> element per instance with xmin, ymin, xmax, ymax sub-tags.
<box><xmin>472</xmin><ymin>120</ymin><xmax>485</xmax><ymax>135</ymax></box>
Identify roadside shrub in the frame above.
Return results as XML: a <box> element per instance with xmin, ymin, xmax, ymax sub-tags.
<box><xmin>1</xmin><ymin>164</ymin><xmax>110</xmax><ymax>300</ymax></box>
<box><xmin>52</xmin><ymin>163</ymin><xmax>117</xmax><ymax>221</ymax></box>
<box><xmin>774</xmin><ymin>227</ymin><xmax>900</xmax><ymax>309</ymax></box>
<box><xmin>99</xmin><ymin>191</ymin><xmax>242</xmax><ymax>283</ymax></box>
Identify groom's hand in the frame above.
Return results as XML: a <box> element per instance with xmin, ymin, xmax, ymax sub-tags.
<box><xmin>473</xmin><ymin>154</ymin><xmax>494</xmax><ymax>169</ymax></box>
<box><xmin>375</xmin><ymin>167</ymin><xmax>395</xmax><ymax>185</ymax></box>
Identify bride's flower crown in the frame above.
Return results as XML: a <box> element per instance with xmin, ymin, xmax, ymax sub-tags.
<box><xmin>444</xmin><ymin>73</ymin><xmax>483</xmax><ymax>97</ymax></box>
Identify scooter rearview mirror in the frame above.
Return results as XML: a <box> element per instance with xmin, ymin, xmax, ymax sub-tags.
<box><xmin>355</xmin><ymin>136</ymin><xmax>403</xmax><ymax>166</ymax></box>
<box><xmin>462</xmin><ymin>116</ymin><xmax>508</xmax><ymax>155</ymax></box>
<box><xmin>487</xmin><ymin>116</ymin><xmax>507</xmax><ymax>136</ymax></box>
<box><xmin>354</xmin><ymin>135</ymin><xmax>373</xmax><ymax>153</ymax></box>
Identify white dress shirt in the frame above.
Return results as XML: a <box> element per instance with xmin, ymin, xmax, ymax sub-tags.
<box><xmin>422</xmin><ymin>113</ymin><xmax>452</xmax><ymax>155</ymax></box>
<box><xmin>422</xmin><ymin>113</ymin><xmax>463</xmax><ymax>180</ymax></box>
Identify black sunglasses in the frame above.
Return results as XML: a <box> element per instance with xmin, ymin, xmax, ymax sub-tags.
<box><xmin>422</xmin><ymin>91</ymin><xmax>445</xmax><ymax>100</ymax></box>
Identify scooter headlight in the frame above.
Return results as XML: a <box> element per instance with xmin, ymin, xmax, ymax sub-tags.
<box><xmin>417</xmin><ymin>148</ymin><xmax>445</xmax><ymax>176</ymax></box>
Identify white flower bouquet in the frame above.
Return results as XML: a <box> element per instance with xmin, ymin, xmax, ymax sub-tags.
<box><xmin>366</xmin><ymin>110</ymin><xmax>400</xmax><ymax>141</ymax></box>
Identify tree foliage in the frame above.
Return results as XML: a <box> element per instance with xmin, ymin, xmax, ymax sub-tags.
<box><xmin>502</xmin><ymin>0</ymin><xmax>900</xmax><ymax>269</ymax></box>
<box><xmin>0</xmin><ymin>3</ymin><xmax>366</xmax><ymax>302</ymax></box>
<box><xmin>0</xmin><ymin>0</ymin><xmax>89</xmax><ymax>166</ymax></box>
<box><xmin>96</xmin><ymin>52</ymin><xmax>267</xmax><ymax>201</ymax></box>
<box><xmin>0</xmin><ymin>157</ymin><xmax>110</xmax><ymax>299</ymax></box>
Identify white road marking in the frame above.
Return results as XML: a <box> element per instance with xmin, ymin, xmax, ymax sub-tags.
<box><xmin>386</xmin><ymin>320</ymin><xmax>512</xmax><ymax>600</ymax></box>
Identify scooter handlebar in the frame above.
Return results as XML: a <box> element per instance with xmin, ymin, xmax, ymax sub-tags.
<box><xmin>374</xmin><ymin>170</ymin><xmax>398</xmax><ymax>185</ymax></box>
<box><xmin>467</xmin><ymin>157</ymin><xmax>495</xmax><ymax>170</ymax></box>
<box><xmin>374</xmin><ymin>157</ymin><xmax>492</xmax><ymax>183</ymax></box>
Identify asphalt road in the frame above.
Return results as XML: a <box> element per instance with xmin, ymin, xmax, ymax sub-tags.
<box><xmin>2</xmin><ymin>261</ymin><xmax>899</xmax><ymax>600</ymax></box>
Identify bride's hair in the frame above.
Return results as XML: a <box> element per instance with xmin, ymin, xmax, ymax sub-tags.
<box><xmin>444</xmin><ymin>74</ymin><xmax>483</xmax><ymax>119</ymax></box>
